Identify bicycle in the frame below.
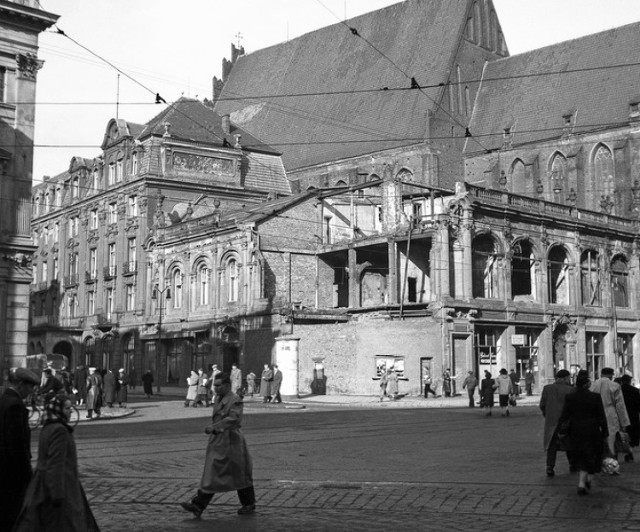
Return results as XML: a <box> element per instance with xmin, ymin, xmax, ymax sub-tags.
<box><xmin>25</xmin><ymin>392</ymin><xmax>81</xmax><ymax>429</ymax></box>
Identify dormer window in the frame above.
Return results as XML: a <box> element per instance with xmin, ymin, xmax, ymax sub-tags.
<box><xmin>132</xmin><ymin>153</ymin><xmax>138</xmax><ymax>175</ymax></box>
<box><xmin>108</xmin><ymin>162</ymin><xmax>115</xmax><ymax>186</ymax></box>
<box><xmin>116</xmin><ymin>159</ymin><xmax>123</xmax><ymax>182</ymax></box>
<box><xmin>72</xmin><ymin>177</ymin><xmax>80</xmax><ymax>198</ymax></box>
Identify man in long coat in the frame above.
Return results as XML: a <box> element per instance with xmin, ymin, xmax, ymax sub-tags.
<box><xmin>591</xmin><ymin>367</ymin><xmax>631</xmax><ymax>457</ymax></box>
<box><xmin>260</xmin><ymin>364</ymin><xmax>273</xmax><ymax>403</ymax></box>
<box><xmin>539</xmin><ymin>369</ymin><xmax>576</xmax><ymax>477</ymax></box>
<box><xmin>0</xmin><ymin>367</ymin><xmax>39</xmax><ymax>531</ymax></box>
<box><xmin>271</xmin><ymin>364</ymin><xmax>283</xmax><ymax>403</ymax></box>
<box><xmin>85</xmin><ymin>367</ymin><xmax>103</xmax><ymax>419</ymax></box>
<box><xmin>73</xmin><ymin>365</ymin><xmax>88</xmax><ymax>405</ymax></box>
<box><xmin>230</xmin><ymin>364</ymin><xmax>243</xmax><ymax>395</ymax></box>
<box><xmin>181</xmin><ymin>372</ymin><xmax>256</xmax><ymax>518</ymax></box>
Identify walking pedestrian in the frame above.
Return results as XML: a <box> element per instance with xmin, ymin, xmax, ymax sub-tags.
<box><xmin>617</xmin><ymin>374</ymin><xmax>640</xmax><ymax>462</ymax></box>
<box><xmin>231</xmin><ymin>364</ymin><xmax>243</xmax><ymax>395</ymax></box>
<box><xmin>260</xmin><ymin>364</ymin><xmax>273</xmax><ymax>403</ymax></box>
<box><xmin>557</xmin><ymin>372</ymin><xmax>608</xmax><ymax>495</ymax></box>
<box><xmin>246</xmin><ymin>371</ymin><xmax>256</xmax><ymax>397</ymax></box>
<box><xmin>495</xmin><ymin>368</ymin><xmax>514</xmax><ymax>417</ymax></box>
<box><xmin>590</xmin><ymin>367</ymin><xmax>630</xmax><ymax>459</ymax></box>
<box><xmin>524</xmin><ymin>369</ymin><xmax>535</xmax><ymax>396</ymax></box>
<box><xmin>0</xmin><ymin>367</ymin><xmax>40</xmax><ymax>531</ymax></box>
<box><xmin>509</xmin><ymin>368</ymin><xmax>521</xmax><ymax>398</ymax></box>
<box><xmin>40</xmin><ymin>368</ymin><xmax>63</xmax><ymax>401</ymax></box>
<box><xmin>129</xmin><ymin>366</ymin><xmax>137</xmax><ymax>390</ymax></box>
<box><xmin>196</xmin><ymin>369</ymin><xmax>209</xmax><ymax>407</ymax></box>
<box><xmin>539</xmin><ymin>369</ymin><xmax>576</xmax><ymax>477</ymax></box>
<box><xmin>480</xmin><ymin>371</ymin><xmax>495</xmax><ymax>416</ymax></box>
<box><xmin>442</xmin><ymin>368</ymin><xmax>452</xmax><ymax>397</ymax></box>
<box><xmin>462</xmin><ymin>371</ymin><xmax>478</xmax><ymax>407</ymax></box>
<box><xmin>103</xmin><ymin>368</ymin><xmax>116</xmax><ymax>408</ymax></box>
<box><xmin>423</xmin><ymin>371</ymin><xmax>437</xmax><ymax>398</ymax></box>
<box><xmin>185</xmin><ymin>371</ymin><xmax>199</xmax><ymax>407</ymax></box>
<box><xmin>85</xmin><ymin>367</ymin><xmax>103</xmax><ymax>420</ymax></box>
<box><xmin>387</xmin><ymin>367</ymin><xmax>399</xmax><ymax>400</ymax></box>
<box><xmin>116</xmin><ymin>368</ymin><xmax>129</xmax><ymax>408</ymax></box>
<box><xmin>272</xmin><ymin>364</ymin><xmax>283</xmax><ymax>403</ymax></box>
<box><xmin>180</xmin><ymin>372</ymin><xmax>256</xmax><ymax>518</ymax></box>
<box><xmin>73</xmin><ymin>364</ymin><xmax>87</xmax><ymax>405</ymax></box>
<box><xmin>13</xmin><ymin>394</ymin><xmax>100</xmax><ymax>531</ymax></box>
<box><xmin>379</xmin><ymin>368</ymin><xmax>389</xmax><ymax>402</ymax></box>
<box><xmin>142</xmin><ymin>369</ymin><xmax>154</xmax><ymax>398</ymax></box>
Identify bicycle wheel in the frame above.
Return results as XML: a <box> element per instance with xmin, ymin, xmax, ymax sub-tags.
<box><xmin>68</xmin><ymin>405</ymin><xmax>81</xmax><ymax>428</ymax></box>
<box><xmin>28</xmin><ymin>407</ymin><xmax>41</xmax><ymax>430</ymax></box>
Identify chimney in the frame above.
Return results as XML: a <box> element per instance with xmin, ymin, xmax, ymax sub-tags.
<box><xmin>222</xmin><ymin>114</ymin><xmax>231</xmax><ymax>134</ymax></box>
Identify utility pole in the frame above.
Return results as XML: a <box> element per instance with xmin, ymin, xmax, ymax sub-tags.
<box><xmin>152</xmin><ymin>284</ymin><xmax>171</xmax><ymax>393</ymax></box>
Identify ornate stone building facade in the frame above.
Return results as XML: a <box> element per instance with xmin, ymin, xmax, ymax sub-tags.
<box><xmin>0</xmin><ymin>0</ymin><xmax>57</xmax><ymax>375</ymax></box>
<box><xmin>29</xmin><ymin>98</ymin><xmax>289</xmax><ymax>384</ymax></box>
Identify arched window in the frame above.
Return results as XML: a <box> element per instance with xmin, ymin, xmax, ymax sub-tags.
<box><xmin>511</xmin><ymin>240</ymin><xmax>536</xmax><ymax>300</ymax></box>
<box><xmin>548</xmin><ymin>246</ymin><xmax>570</xmax><ymax>304</ymax></box>
<box><xmin>510</xmin><ymin>159</ymin><xmax>526</xmax><ymax>195</ymax></box>
<box><xmin>84</xmin><ymin>337</ymin><xmax>95</xmax><ymax>367</ymax></box>
<box><xmin>172</xmin><ymin>269</ymin><xmax>183</xmax><ymax>309</ymax></box>
<box><xmin>198</xmin><ymin>263</ymin><xmax>210</xmax><ymax>306</ymax></box>
<box><xmin>472</xmin><ymin>235</ymin><xmax>499</xmax><ymax>298</ymax></box>
<box><xmin>580</xmin><ymin>250</ymin><xmax>601</xmax><ymax>306</ymax></box>
<box><xmin>549</xmin><ymin>152</ymin><xmax>567</xmax><ymax>202</ymax></box>
<box><xmin>227</xmin><ymin>259</ymin><xmax>239</xmax><ymax>302</ymax></box>
<box><xmin>594</xmin><ymin>144</ymin><xmax>615</xmax><ymax>213</ymax></box>
<box><xmin>611</xmin><ymin>256</ymin><xmax>629</xmax><ymax>308</ymax></box>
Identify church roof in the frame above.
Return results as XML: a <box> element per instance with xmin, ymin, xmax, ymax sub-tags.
<box><xmin>465</xmin><ymin>22</ymin><xmax>640</xmax><ymax>154</ymax></box>
<box><xmin>214</xmin><ymin>0</ymin><xmax>473</xmax><ymax>171</ymax></box>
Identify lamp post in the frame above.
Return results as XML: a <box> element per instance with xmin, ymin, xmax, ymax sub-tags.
<box><xmin>152</xmin><ymin>284</ymin><xmax>171</xmax><ymax>393</ymax></box>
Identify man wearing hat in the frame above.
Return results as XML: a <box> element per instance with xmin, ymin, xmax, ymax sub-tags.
<box><xmin>591</xmin><ymin>367</ymin><xmax>630</xmax><ymax>458</ymax></box>
<box><xmin>0</xmin><ymin>367</ymin><xmax>39</xmax><ymax>531</ymax></box>
<box><xmin>539</xmin><ymin>369</ymin><xmax>577</xmax><ymax>477</ymax></box>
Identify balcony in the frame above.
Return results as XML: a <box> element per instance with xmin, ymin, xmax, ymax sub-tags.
<box><xmin>85</xmin><ymin>270</ymin><xmax>98</xmax><ymax>283</ymax></box>
<box><xmin>103</xmin><ymin>265</ymin><xmax>117</xmax><ymax>279</ymax></box>
<box><xmin>32</xmin><ymin>315</ymin><xmax>59</xmax><ymax>328</ymax></box>
<box><xmin>63</xmin><ymin>274</ymin><xmax>79</xmax><ymax>288</ymax></box>
<box><xmin>122</xmin><ymin>261</ymin><xmax>137</xmax><ymax>275</ymax></box>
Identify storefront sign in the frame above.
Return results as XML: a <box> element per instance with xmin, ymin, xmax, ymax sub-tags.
<box><xmin>511</xmin><ymin>334</ymin><xmax>526</xmax><ymax>346</ymax></box>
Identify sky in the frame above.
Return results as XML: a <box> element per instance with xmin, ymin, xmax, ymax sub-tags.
<box><xmin>31</xmin><ymin>0</ymin><xmax>640</xmax><ymax>182</ymax></box>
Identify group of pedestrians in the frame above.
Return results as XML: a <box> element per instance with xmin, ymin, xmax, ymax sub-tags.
<box><xmin>79</xmin><ymin>366</ymin><xmax>131</xmax><ymax>419</ymax></box>
<box><xmin>1</xmin><ymin>367</ymin><xmax>99</xmax><ymax>531</ymax></box>
<box><xmin>540</xmin><ymin>367</ymin><xmax>639</xmax><ymax>495</ymax></box>
<box><xmin>260</xmin><ymin>363</ymin><xmax>283</xmax><ymax>403</ymax></box>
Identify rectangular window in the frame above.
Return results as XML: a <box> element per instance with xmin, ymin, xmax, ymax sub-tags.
<box><xmin>69</xmin><ymin>294</ymin><xmax>77</xmax><ymax>318</ymax></box>
<box><xmin>128</xmin><ymin>195</ymin><xmax>138</xmax><ymax>217</ymax></box>
<box><xmin>68</xmin><ymin>216</ymin><xmax>79</xmax><ymax>237</ymax></box>
<box><xmin>475</xmin><ymin>326</ymin><xmax>502</xmax><ymax>369</ymax></box>
<box><xmin>92</xmin><ymin>169</ymin><xmax>99</xmax><ymax>191</ymax></box>
<box><xmin>126</xmin><ymin>284</ymin><xmax>135</xmax><ymax>311</ymax></box>
<box><xmin>127</xmin><ymin>237</ymin><xmax>137</xmax><ymax>272</ymax></box>
<box><xmin>53</xmin><ymin>257</ymin><xmax>59</xmax><ymax>279</ymax></box>
<box><xmin>132</xmin><ymin>153</ymin><xmax>138</xmax><ymax>175</ymax></box>
<box><xmin>106</xmin><ymin>287</ymin><xmax>114</xmax><ymax>318</ymax></box>
<box><xmin>41</xmin><ymin>261</ymin><xmax>48</xmax><ymax>283</ymax></box>
<box><xmin>116</xmin><ymin>159</ymin><xmax>123</xmax><ymax>182</ymax></box>
<box><xmin>200</xmin><ymin>267</ymin><xmax>209</xmax><ymax>306</ymax></box>
<box><xmin>69</xmin><ymin>252</ymin><xmax>79</xmax><ymax>276</ymax></box>
<box><xmin>53</xmin><ymin>222</ymin><xmax>59</xmax><ymax>243</ymax></box>
<box><xmin>108</xmin><ymin>163</ymin><xmax>115</xmax><ymax>186</ymax></box>
<box><xmin>89</xmin><ymin>248</ymin><xmax>97</xmax><ymax>278</ymax></box>
<box><xmin>72</xmin><ymin>177</ymin><xmax>80</xmax><ymax>198</ymax></box>
<box><xmin>108</xmin><ymin>242</ymin><xmax>117</xmax><ymax>269</ymax></box>
<box><xmin>0</xmin><ymin>67</ymin><xmax>6</xmax><ymax>103</ymax></box>
<box><xmin>87</xmin><ymin>291</ymin><xmax>95</xmax><ymax>315</ymax></box>
<box><xmin>617</xmin><ymin>334</ymin><xmax>634</xmax><ymax>376</ymax></box>
<box><xmin>108</xmin><ymin>202</ymin><xmax>117</xmax><ymax>224</ymax></box>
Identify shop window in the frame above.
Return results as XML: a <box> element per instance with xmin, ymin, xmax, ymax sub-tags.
<box><xmin>513</xmin><ymin>328</ymin><xmax>539</xmax><ymax>385</ymax></box>
<box><xmin>580</xmin><ymin>250</ymin><xmax>601</xmax><ymax>306</ymax></box>
<box><xmin>374</xmin><ymin>356</ymin><xmax>405</xmax><ymax>378</ymax></box>
<box><xmin>475</xmin><ymin>327</ymin><xmax>502</xmax><ymax>370</ymax></box>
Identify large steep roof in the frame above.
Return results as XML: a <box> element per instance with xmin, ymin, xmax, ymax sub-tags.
<box><xmin>138</xmin><ymin>97</ymin><xmax>278</xmax><ymax>154</ymax></box>
<box><xmin>214</xmin><ymin>0</ymin><xmax>473</xmax><ymax>171</ymax></box>
<box><xmin>465</xmin><ymin>22</ymin><xmax>640</xmax><ymax>154</ymax></box>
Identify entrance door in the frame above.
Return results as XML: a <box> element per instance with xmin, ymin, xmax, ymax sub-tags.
<box><xmin>222</xmin><ymin>344</ymin><xmax>239</xmax><ymax>373</ymax></box>
<box><xmin>420</xmin><ymin>357</ymin><xmax>432</xmax><ymax>395</ymax></box>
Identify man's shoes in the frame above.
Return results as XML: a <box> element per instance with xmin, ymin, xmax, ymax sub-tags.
<box><xmin>625</xmin><ymin>453</ymin><xmax>634</xmax><ymax>463</ymax></box>
<box><xmin>546</xmin><ymin>467</ymin><xmax>555</xmax><ymax>477</ymax></box>
<box><xmin>237</xmin><ymin>504</ymin><xmax>256</xmax><ymax>515</ymax></box>
<box><xmin>585</xmin><ymin>479</ymin><xmax>592</xmax><ymax>490</ymax></box>
<box><xmin>506</xmin><ymin>410</ymin><xmax>510</xmax><ymax>417</ymax></box>
<box><xmin>180</xmin><ymin>501</ymin><xmax>203</xmax><ymax>518</ymax></box>
<box><xmin>577</xmin><ymin>487</ymin><xmax>588</xmax><ymax>496</ymax></box>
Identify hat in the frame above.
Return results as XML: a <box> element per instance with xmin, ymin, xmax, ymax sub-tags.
<box><xmin>499</xmin><ymin>368</ymin><xmax>508</xmax><ymax>375</ymax></box>
<box><xmin>601</xmin><ymin>367</ymin><xmax>615</xmax><ymax>376</ymax></box>
<box><xmin>89</xmin><ymin>367</ymin><xmax>96</xmax><ymax>372</ymax></box>
<box><xmin>10</xmin><ymin>367</ymin><xmax>40</xmax><ymax>385</ymax></box>
<box><xmin>119</xmin><ymin>368</ymin><xmax>125</xmax><ymax>373</ymax></box>
<box><xmin>555</xmin><ymin>369</ymin><xmax>570</xmax><ymax>379</ymax></box>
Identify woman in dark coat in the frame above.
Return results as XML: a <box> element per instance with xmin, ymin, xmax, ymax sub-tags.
<box><xmin>619</xmin><ymin>374</ymin><xmax>640</xmax><ymax>461</ymax></box>
<box><xmin>480</xmin><ymin>371</ymin><xmax>495</xmax><ymax>416</ymax></box>
<box><xmin>103</xmin><ymin>369</ymin><xmax>116</xmax><ymax>407</ymax></box>
<box><xmin>142</xmin><ymin>370</ymin><xmax>154</xmax><ymax>398</ymax></box>
<box><xmin>558</xmin><ymin>372</ymin><xmax>608</xmax><ymax>495</ymax></box>
<box><xmin>116</xmin><ymin>369</ymin><xmax>129</xmax><ymax>407</ymax></box>
<box><xmin>14</xmin><ymin>395</ymin><xmax>100</xmax><ymax>531</ymax></box>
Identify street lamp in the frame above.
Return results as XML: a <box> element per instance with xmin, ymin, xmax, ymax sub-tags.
<box><xmin>152</xmin><ymin>284</ymin><xmax>171</xmax><ymax>393</ymax></box>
